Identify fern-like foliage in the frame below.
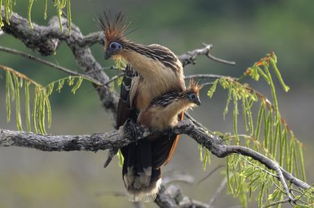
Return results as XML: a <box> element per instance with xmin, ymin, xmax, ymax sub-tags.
<box><xmin>201</xmin><ymin>53</ymin><xmax>312</xmax><ymax>207</ymax></box>
<box><xmin>0</xmin><ymin>65</ymin><xmax>83</xmax><ymax>134</ymax></box>
<box><xmin>0</xmin><ymin>0</ymin><xmax>71</xmax><ymax>29</ymax></box>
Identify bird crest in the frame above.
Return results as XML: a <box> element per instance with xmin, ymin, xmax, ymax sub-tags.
<box><xmin>188</xmin><ymin>79</ymin><xmax>202</xmax><ymax>94</ymax></box>
<box><xmin>98</xmin><ymin>11</ymin><xmax>129</xmax><ymax>45</ymax></box>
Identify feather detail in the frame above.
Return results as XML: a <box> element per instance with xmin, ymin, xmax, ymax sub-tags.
<box><xmin>98</xmin><ymin>11</ymin><xmax>129</xmax><ymax>45</ymax></box>
<box><xmin>124</xmin><ymin>43</ymin><xmax>182</xmax><ymax>72</ymax></box>
<box><xmin>188</xmin><ymin>79</ymin><xmax>202</xmax><ymax>94</ymax></box>
<box><xmin>138</xmin><ymin>88</ymin><xmax>200</xmax><ymax>130</ymax></box>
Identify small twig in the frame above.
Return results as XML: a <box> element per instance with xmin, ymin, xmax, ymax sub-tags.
<box><xmin>163</xmin><ymin>172</ymin><xmax>195</xmax><ymax>185</ymax></box>
<box><xmin>201</xmin><ymin>43</ymin><xmax>236</xmax><ymax>65</ymax></box>
<box><xmin>270</xmin><ymin>177</ymin><xmax>288</xmax><ymax>195</ymax></box>
<box><xmin>0</xmin><ymin>64</ymin><xmax>42</xmax><ymax>87</ymax></box>
<box><xmin>263</xmin><ymin>198</ymin><xmax>291</xmax><ymax>208</ymax></box>
<box><xmin>274</xmin><ymin>165</ymin><xmax>295</xmax><ymax>203</ymax></box>
<box><xmin>179</xmin><ymin>43</ymin><xmax>236</xmax><ymax>67</ymax></box>
<box><xmin>196</xmin><ymin>165</ymin><xmax>224</xmax><ymax>185</ymax></box>
<box><xmin>201</xmin><ymin>81</ymin><xmax>215</xmax><ymax>87</ymax></box>
<box><xmin>104</xmin><ymin>73</ymin><xmax>124</xmax><ymax>85</ymax></box>
<box><xmin>222</xmin><ymin>145</ymin><xmax>296</xmax><ymax>203</ymax></box>
<box><xmin>185</xmin><ymin>74</ymin><xmax>231</xmax><ymax>80</ymax></box>
<box><xmin>206</xmin><ymin>53</ymin><xmax>236</xmax><ymax>65</ymax></box>
<box><xmin>290</xmin><ymin>188</ymin><xmax>303</xmax><ymax>195</ymax></box>
<box><xmin>0</xmin><ymin>46</ymin><xmax>102</xmax><ymax>86</ymax></box>
<box><xmin>102</xmin><ymin>66</ymin><xmax>123</xmax><ymax>71</ymax></box>
<box><xmin>103</xmin><ymin>148</ymin><xmax>118</xmax><ymax>168</ymax></box>
<box><xmin>280</xmin><ymin>168</ymin><xmax>311</xmax><ymax>191</ymax></box>
<box><xmin>241</xmin><ymin>156</ymin><xmax>278</xmax><ymax>178</ymax></box>
<box><xmin>208</xmin><ymin>177</ymin><xmax>228</xmax><ymax>207</ymax></box>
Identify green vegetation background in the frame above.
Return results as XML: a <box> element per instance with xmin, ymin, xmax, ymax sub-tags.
<box><xmin>0</xmin><ymin>0</ymin><xmax>313</xmax><ymax>207</ymax></box>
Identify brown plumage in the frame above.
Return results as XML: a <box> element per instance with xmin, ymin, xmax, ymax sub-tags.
<box><xmin>98</xmin><ymin>11</ymin><xmax>129</xmax><ymax>47</ymax></box>
<box><xmin>138</xmin><ymin>82</ymin><xmax>201</xmax><ymax>130</ymax></box>
<box><xmin>100</xmin><ymin>12</ymin><xmax>186</xmax><ymax>201</ymax></box>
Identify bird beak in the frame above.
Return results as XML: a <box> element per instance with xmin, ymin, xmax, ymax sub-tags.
<box><xmin>195</xmin><ymin>97</ymin><xmax>201</xmax><ymax>106</ymax></box>
<box><xmin>105</xmin><ymin>49</ymin><xmax>112</xmax><ymax>60</ymax></box>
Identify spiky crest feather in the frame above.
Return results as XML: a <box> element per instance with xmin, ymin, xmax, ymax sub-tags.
<box><xmin>187</xmin><ymin>79</ymin><xmax>202</xmax><ymax>95</ymax></box>
<box><xmin>98</xmin><ymin>11</ymin><xmax>129</xmax><ymax>45</ymax></box>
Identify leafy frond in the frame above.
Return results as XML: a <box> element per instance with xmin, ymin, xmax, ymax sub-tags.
<box><xmin>0</xmin><ymin>65</ymin><xmax>84</xmax><ymax>134</ymax></box>
<box><xmin>53</xmin><ymin>0</ymin><xmax>72</xmax><ymax>30</ymax></box>
<box><xmin>200</xmin><ymin>53</ymin><xmax>310</xmax><ymax>207</ymax></box>
<box><xmin>0</xmin><ymin>0</ymin><xmax>72</xmax><ymax>29</ymax></box>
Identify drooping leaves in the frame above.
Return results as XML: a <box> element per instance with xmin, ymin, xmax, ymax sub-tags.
<box><xmin>199</xmin><ymin>53</ymin><xmax>310</xmax><ymax>207</ymax></box>
<box><xmin>0</xmin><ymin>65</ymin><xmax>84</xmax><ymax>134</ymax></box>
<box><xmin>0</xmin><ymin>0</ymin><xmax>72</xmax><ymax>29</ymax></box>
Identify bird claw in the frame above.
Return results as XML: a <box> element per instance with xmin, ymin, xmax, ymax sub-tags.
<box><xmin>124</xmin><ymin>119</ymin><xmax>140</xmax><ymax>141</ymax></box>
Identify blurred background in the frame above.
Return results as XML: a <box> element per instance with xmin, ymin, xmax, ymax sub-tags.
<box><xmin>0</xmin><ymin>0</ymin><xmax>313</xmax><ymax>207</ymax></box>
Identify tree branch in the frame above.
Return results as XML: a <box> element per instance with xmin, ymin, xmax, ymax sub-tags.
<box><xmin>1</xmin><ymin>9</ymin><xmax>119</xmax><ymax>115</ymax></box>
<box><xmin>155</xmin><ymin>185</ymin><xmax>210</xmax><ymax>208</ymax></box>
<box><xmin>0</xmin><ymin>119</ymin><xmax>311</xmax><ymax>192</ymax></box>
<box><xmin>179</xmin><ymin>43</ymin><xmax>236</xmax><ymax>67</ymax></box>
<box><xmin>0</xmin><ymin>45</ymin><xmax>102</xmax><ymax>85</ymax></box>
<box><xmin>208</xmin><ymin>177</ymin><xmax>227</xmax><ymax>207</ymax></box>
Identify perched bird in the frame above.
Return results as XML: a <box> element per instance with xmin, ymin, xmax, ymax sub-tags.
<box><xmin>138</xmin><ymin>81</ymin><xmax>201</xmax><ymax>130</ymax></box>
<box><xmin>99</xmin><ymin>12</ymin><xmax>186</xmax><ymax>201</ymax></box>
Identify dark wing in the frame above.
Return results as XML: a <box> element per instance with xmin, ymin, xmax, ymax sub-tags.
<box><xmin>116</xmin><ymin>65</ymin><xmax>138</xmax><ymax>129</ymax></box>
<box><xmin>119</xmin><ymin>65</ymin><xmax>161</xmax><ymax>198</ymax></box>
<box><xmin>151</xmin><ymin>112</ymin><xmax>184</xmax><ymax>168</ymax></box>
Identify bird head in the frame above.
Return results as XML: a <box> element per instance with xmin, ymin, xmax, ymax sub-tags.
<box><xmin>184</xmin><ymin>80</ymin><xmax>202</xmax><ymax>106</ymax></box>
<box><xmin>99</xmin><ymin>11</ymin><xmax>129</xmax><ymax>60</ymax></box>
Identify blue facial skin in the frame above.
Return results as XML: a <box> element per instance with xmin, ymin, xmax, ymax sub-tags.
<box><xmin>187</xmin><ymin>92</ymin><xmax>201</xmax><ymax>105</ymax></box>
<box><xmin>105</xmin><ymin>41</ymin><xmax>123</xmax><ymax>59</ymax></box>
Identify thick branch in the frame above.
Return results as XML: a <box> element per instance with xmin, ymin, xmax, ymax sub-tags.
<box><xmin>0</xmin><ymin>120</ymin><xmax>311</xmax><ymax>191</ymax></box>
<box><xmin>1</xmin><ymin>9</ymin><xmax>118</xmax><ymax>115</ymax></box>
<box><xmin>0</xmin><ymin>128</ymin><xmax>123</xmax><ymax>151</ymax></box>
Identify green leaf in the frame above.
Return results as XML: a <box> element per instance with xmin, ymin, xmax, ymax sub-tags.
<box><xmin>25</xmin><ymin>82</ymin><xmax>32</xmax><ymax>131</ymax></box>
<box><xmin>27</xmin><ymin>0</ymin><xmax>35</xmax><ymax>27</ymax></box>
<box><xmin>71</xmin><ymin>77</ymin><xmax>83</xmax><ymax>94</ymax></box>
<box><xmin>269</xmin><ymin>53</ymin><xmax>290</xmax><ymax>92</ymax></box>
<box><xmin>207</xmin><ymin>79</ymin><xmax>219</xmax><ymax>98</ymax></box>
<box><xmin>116</xmin><ymin>150</ymin><xmax>124</xmax><ymax>167</ymax></box>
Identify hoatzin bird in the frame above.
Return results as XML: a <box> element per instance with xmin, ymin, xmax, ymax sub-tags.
<box><xmin>138</xmin><ymin>81</ymin><xmax>201</xmax><ymax>130</ymax></box>
<box><xmin>99</xmin><ymin>12</ymin><xmax>186</xmax><ymax>201</ymax></box>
